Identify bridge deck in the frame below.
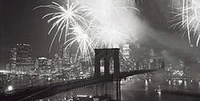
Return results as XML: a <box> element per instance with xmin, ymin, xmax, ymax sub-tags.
<box><xmin>0</xmin><ymin>70</ymin><xmax>157</xmax><ymax>101</ymax></box>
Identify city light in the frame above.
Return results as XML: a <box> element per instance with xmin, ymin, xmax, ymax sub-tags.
<box><xmin>172</xmin><ymin>0</ymin><xmax>200</xmax><ymax>46</ymax></box>
<box><xmin>2</xmin><ymin>1</ymin><xmax>200</xmax><ymax>100</ymax></box>
<box><xmin>7</xmin><ymin>85</ymin><xmax>13</xmax><ymax>91</ymax></box>
<box><xmin>157</xmin><ymin>85</ymin><xmax>161</xmax><ymax>95</ymax></box>
<box><xmin>0</xmin><ymin>70</ymin><xmax>10</xmax><ymax>74</ymax></box>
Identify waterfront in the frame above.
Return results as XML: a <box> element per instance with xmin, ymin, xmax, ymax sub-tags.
<box><xmin>2</xmin><ymin>0</ymin><xmax>200</xmax><ymax>100</ymax></box>
<box><xmin>35</xmin><ymin>70</ymin><xmax>200</xmax><ymax>101</ymax></box>
<box><xmin>1</xmin><ymin>70</ymin><xmax>200</xmax><ymax>101</ymax></box>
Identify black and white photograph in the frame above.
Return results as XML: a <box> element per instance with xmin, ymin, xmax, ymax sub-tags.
<box><xmin>1</xmin><ymin>0</ymin><xmax>200</xmax><ymax>101</ymax></box>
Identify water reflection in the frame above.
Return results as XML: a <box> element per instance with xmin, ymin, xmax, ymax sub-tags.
<box><xmin>1</xmin><ymin>73</ymin><xmax>200</xmax><ymax>101</ymax></box>
<box><xmin>145</xmin><ymin>79</ymin><xmax>148</xmax><ymax>91</ymax></box>
<box><xmin>41</xmin><ymin>75</ymin><xmax>200</xmax><ymax>101</ymax></box>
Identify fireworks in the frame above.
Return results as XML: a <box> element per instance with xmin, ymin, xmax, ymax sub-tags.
<box><xmin>64</xmin><ymin>24</ymin><xmax>94</xmax><ymax>61</ymax></box>
<box><xmin>36</xmin><ymin>0</ymin><xmax>139</xmax><ymax>61</ymax></box>
<box><xmin>94</xmin><ymin>25</ymin><xmax>131</xmax><ymax>48</ymax></box>
<box><xmin>34</xmin><ymin>0</ymin><xmax>90</xmax><ymax>51</ymax></box>
<box><xmin>172</xmin><ymin>0</ymin><xmax>200</xmax><ymax>46</ymax></box>
<box><xmin>86</xmin><ymin>0</ymin><xmax>139</xmax><ymax>48</ymax></box>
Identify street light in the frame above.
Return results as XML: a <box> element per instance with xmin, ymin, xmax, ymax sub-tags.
<box><xmin>7</xmin><ymin>85</ymin><xmax>13</xmax><ymax>91</ymax></box>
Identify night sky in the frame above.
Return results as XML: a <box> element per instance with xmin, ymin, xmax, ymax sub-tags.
<box><xmin>1</xmin><ymin>0</ymin><xmax>200</xmax><ymax>68</ymax></box>
<box><xmin>0</xmin><ymin>0</ymin><xmax>57</xmax><ymax>66</ymax></box>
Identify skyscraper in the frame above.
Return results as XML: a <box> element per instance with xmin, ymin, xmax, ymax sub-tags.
<box><xmin>8</xmin><ymin>43</ymin><xmax>33</xmax><ymax>73</ymax></box>
<box><xmin>16</xmin><ymin>44</ymin><xmax>32</xmax><ymax>64</ymax></box>
<box><xmin>8</xmin><ymin>47</ymin><xmax>17</xmax><ymax>70</ymax></box>
<box><xmin>122</xmin><ymin>44</ymin><xmax>130</xmax><ymax>59</ymax></box>
<box><xmin>121</xmin><ymin>44</ymin><xmax>131</xmax><ymax>71</ymax></box>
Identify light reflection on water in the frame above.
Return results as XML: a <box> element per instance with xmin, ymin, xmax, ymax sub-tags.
<box><xmin>41</xmin><ymin>82</ymin><xmax>116</xmax><ymax>101</ymax></box>
<box><xmin>1</xmin><ymin>74</ymin><xmax>200</xmax><ymax>101</ymax></box>
<box><xmin>40</xmin><ymin>76</ymin><xmax>200</xmax><ymax>101</ymax></box>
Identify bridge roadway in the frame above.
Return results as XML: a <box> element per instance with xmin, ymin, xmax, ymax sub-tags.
<box><xmin>0</xmin><ymin>70</ymin><xmax>157</xmax><ymax>101</ymax></box>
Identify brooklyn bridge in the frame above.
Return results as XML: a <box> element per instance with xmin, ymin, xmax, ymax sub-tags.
<box><xmin>0</xmin><ymin>49</ymin><xmax>159</xmax><ymax>101</ymax></box>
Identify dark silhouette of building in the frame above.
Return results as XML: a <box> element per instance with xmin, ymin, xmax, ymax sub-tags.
<box><xmin>8</xmin><ymin>43</ymin><xmax>33</xmax><ymax>72</ymax></box>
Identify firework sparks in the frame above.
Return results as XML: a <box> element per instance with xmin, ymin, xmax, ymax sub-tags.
<box><xmin>64</xmin><ymin>24</ymin><xmax>94</xmax><ymax>61</ymax></box>
<box><xmin>34</xmin><ymin>0</ymin><xmax>90</xmax><ymax>51</ymax></box>
<box><xmin>85</xmin><ymin>0</ymin><xmax>139</xmax><ymax>48</ymax></box>
<box><xmin>36</xmin><ymin>0</ymin><xmax>139</xmax><ymax>61</ymax></box>
<box><xmin>93</xmin><ymin>24</ymin><xmax>132</xmax><ymax>48</ymax></box>
<box><xmin>172</xmin><ymin>0</ymin><xmax>200</xmax><ymax>46</ymax></box>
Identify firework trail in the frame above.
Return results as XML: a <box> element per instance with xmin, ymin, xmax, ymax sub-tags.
<box><xmin>34</xmin><ymin>0</ymin><xmax>90</xmax><ymax>51</ymax></box>
<box><xmin>36</xmin><ymin>0</ymin><xmax>139</xmax><ymax>61</ymax></box>
<box><xmin>64</xmin><ymin>24</ymin><xmax>95</xmax><ymax>61</ymax></box>
<box><xmin>172</xmin><ymin>0</ymin><xmax>200</xmax><ymax>46</ymax></box>
<box><xmin>84</xmin><ymin>0</ymin><xmax>139</xmax><ymax>48</ymax></box>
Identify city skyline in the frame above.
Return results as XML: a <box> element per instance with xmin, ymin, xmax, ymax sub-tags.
<box><xmin>1</xmin><ymin>0</ymin><xmax>200</xmax><ymax>67</ymax></box>
<box><xmin>1</xmin><ymin>0</ymin><xmax>200</xmax><ymax>101</ymax></box>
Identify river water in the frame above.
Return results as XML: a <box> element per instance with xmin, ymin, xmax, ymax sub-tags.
<box><xmin>41</xmin><ymin>74</ymin><xmax>200</xmax><ymax>101</ymax></box>
<box><xmin>1</xmin><ymin>72</ymin><xmax>200</xmax><ymax>101</ymax></box>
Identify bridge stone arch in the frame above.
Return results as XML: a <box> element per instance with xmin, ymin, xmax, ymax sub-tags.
<box><xmin>94</xmin><ymin>48</ymin><xmax>120</xmax><ymax>77</ymax></box>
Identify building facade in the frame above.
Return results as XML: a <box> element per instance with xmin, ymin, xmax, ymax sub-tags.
<box><xmin>8</xmin><ymin>43</ymin><xmax>34</xmax><ymax>74</ymax></box>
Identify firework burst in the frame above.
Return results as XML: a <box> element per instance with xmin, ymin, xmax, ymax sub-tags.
<box><xmin>64</xmin><ymin>24</ymin><xmax>94</xmax><ymax>62</ymax></box>
<box><xmin>93</xmin><ymin>24</ymin><xmax>132</xmax><ymax>48</ymax></box>
<box><xmin>85</xmin><ymin>0</ymin><xmax>139</xmax><ymax>48</ymax></box>
<box><xmin>36</xmin><ymin>0</ymin><xmax>139</xmax><ymax>62</ymax></box>
<box><xmin>34</xmin><ymin>0</ymin><xmax>90</xmax><ymax>51</ymax></box>
<box><xmin>172</xmin><ymin>0</ymin><xmax>200</xmax><ymax>46</ymax></box>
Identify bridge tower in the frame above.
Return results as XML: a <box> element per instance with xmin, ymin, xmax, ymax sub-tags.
<box><xmin>94</xmin><ymin>48</ymin><xmax>120</xmax><ymax>77</ymax></box>
<box><xmin>94</xmin><ymin>48</ymin><xmax>121</xmax><ymax>101</ymax></box>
